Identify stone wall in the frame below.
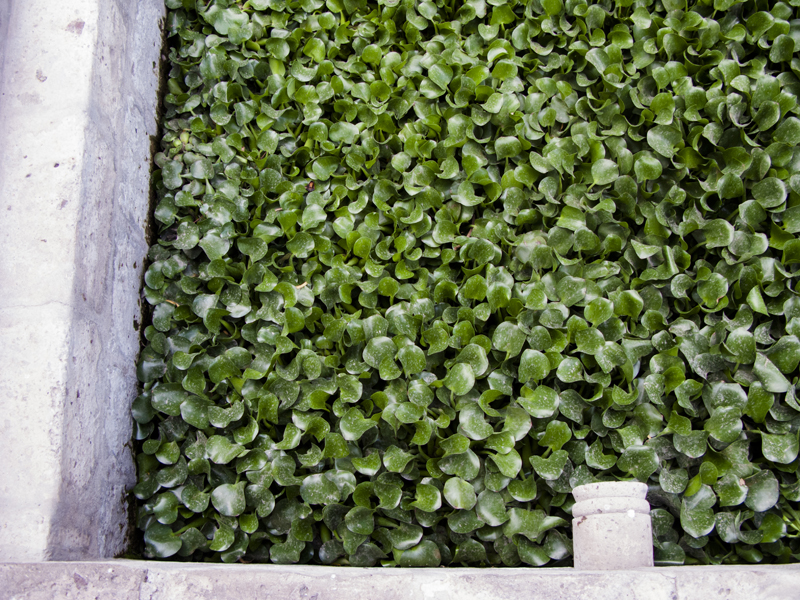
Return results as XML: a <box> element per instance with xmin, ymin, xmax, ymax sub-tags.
<box><xmin>0</xmin><ymin>0</ymin><xmax>164</xmax><ymax>561</ymax></box>
<box><xmin>2</xmin><ymin>561</ymin><xmax>800</xmax><ymax>600</ymax></box>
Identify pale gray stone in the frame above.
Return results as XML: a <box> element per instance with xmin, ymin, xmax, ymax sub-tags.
<box><xmin>573</xmin><ymin>482</ymin><xmax>654</xmax><ymax>570</ymax></box>
<box><xmin>140</xmin><ymin>563</ymin><xmax>678</xmax><ymax>600</ymax></box>
<box><xmin>0</xmin><ymin>0</ymin><xmax>164</xmax><ymax>560</ymax></box>
<box><xmin>0</xmin><ymin>562</ymin><xmax>143</xmax><ymax>600</ymax></box>
<box><xmin>574</xmin><ymin>481</ymin><xmax>649</xmax><ymax>501</ymax></box>
<box><xmin>666</xmin><ymin>565</ymin><xmax>800</xmax><ymax>600</ymax></box>
<box><xmin>2</xmin><ymin>562</ymin><xmax>799</xmax><ymax>600</ymax></box>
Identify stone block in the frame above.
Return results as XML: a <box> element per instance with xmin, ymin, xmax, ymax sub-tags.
<box><xmin>573</xmin><ymin>481</ymin><xmax>654</xmax><ymax>570</ymax></box>
<box><xmin>0</xmin><ymin>0</ymin><xmax>164</xmax><ymax>560</ymax></box>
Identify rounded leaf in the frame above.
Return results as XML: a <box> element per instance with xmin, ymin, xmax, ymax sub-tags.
<box><xmin>443</xmin><ymin>477</ymin><xmax>478</xmax><ymax>510</ymax></box>
<box><xmin>444</xmin><ymin>363</ymin><xmax>476</xmax><ymax>396</ymax></box>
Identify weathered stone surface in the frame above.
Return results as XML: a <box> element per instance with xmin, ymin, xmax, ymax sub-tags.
<box><xmin>668</xmin><ymin>565</ymin><xmax>800</xmax><ymax>600</ymax></box>
<box><xmin>0</xmin><ymin>562</ymin><xmax>143</xmax><ymax>600</ymax></box>
<box><xmin>0</xmin><ymin>3</ymin><xmax>9</xmax><ymax>87</ymax></box>
<box><xmin>574</xmin><ymin>513</ymin><xmax>655</xmax><ymax>571</ymax></box>
<box><xmin>0</xmin><ymin>0</ymin><xmax>164</xmax><ymax>560</ymax></box>
<box><xmin>1</xmin><ymin>562</ymin><xmax>799</xmax><ymax>600</ymax></box>
<box><xmin>140</xmin><ymin>563</ymin><xmax>676</xmax><ymax>600</ymax></box>
<box><xmin>573</xmin><ymin>482</ymin><xmax>654</xmax><ymax>571</ymax></box>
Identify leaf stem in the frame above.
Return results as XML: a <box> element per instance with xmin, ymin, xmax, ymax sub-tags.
<box><xmin>175</xmin><ymin>516</ymin><xmax>208</xmax><ymax>535</ymax></box>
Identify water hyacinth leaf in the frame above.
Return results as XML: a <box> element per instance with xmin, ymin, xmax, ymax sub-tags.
<box><xmin>453</xmin><ymin>539</ymin><xmax>488</xmax><ymax>564</ymax></box>
<box><xmin>492</xmin><ymin>322</ymin><xmax>526</xmax><ymax>357</ymax></box>
<box><xmin>539</xmin><ymin>421</ymin><xmax>571</xmax><ymax>452</ymax></box>
<box><xmin>182</xmin><ymin>484</ymin><xmax>210</xmax><ymax>513</ymax></box>
<box><xmin>530</xmin><ymin>450</ymin><xmax>569</xmax><ymax>480</ymax></box>
<box><xmin>674</xmin><ymin>432</ymin><xmax>709</xmax><ymax>459</ymax></box>
<box><xmin>411</xmin><ymin>482</ymin><xmax>442</xmax><ymax>512</ymax></box>
<box><xmin>556</xmin><ymin>358</ymin><xmax>583</xmax><ymax>383</ymax></box>
<box><xmin>211</xmin><ymin>482</ymin><xmax>246</xmax><ymax>517</ymax></box>
<box><xmin>459</xmin><ymin>404</ymin><xmax>494</xmax><ymax>441</ymax></box>
<box><xmin>575</xmin><ymin>329</ymin><xmax>604</xmax><ymax>355</ymax></box>
<box><xmin>761</xmin><ymin>433</ymin><xmax>799</xmax><ymax>465</ymax></box>
<box><xmin>161</xmin><ymin>161</ymin><xmax>183</xmax><ymax>190</ymax></box>
<box><xmin>398</xmin><ymin>345</ymin><xmax>426</xmax><ymax>377</ymax></box>
<box><xmin>286</xmin><ymin>233</ymin><xmax>315</xmax><ymax>258</ymax></box>
<box><xmin>745</xmin><ymin>471</ymin><xmax>779</xmax><ymax>512</ymax></box>
<box><xmin>489</xmin><ymin>449</ymin><xmax>522</xmax><ymax>478</ymax></box>
<box><xmin>340</xmin><ymin>408</ymin><xmax>377</xmax><ymax>441</ymax></box>
<box><xmin>444</xmin><ymin>363</ymin><xmax>476</xmax><ymax>396</ymax></box>
<box><xmin>585</xmin><ymin>440</ymin><xmax>617</xmax><ymax>471</ymax></box>
<box><xmin>439</xmin><ymin>450</ymin><xmax>481</xmax><ymax>481</ymax></box>
<box><xmin>485</xmin><ymin>432</ymin><xmax>515</xmax><ymax>455</ymax></box>
<box><xmin>300</xmin><ymin>473</ymin><xmax>340</xmax><ymax>505</ymax></box>
<box><xmin>383</xmin><ymin>446</ymin><xmax>414</xmax><ymax>473</ymax></box>
<box><xmin>703</xmin><ymin>220</ymin><xmax>734</xmax><ymax>249</ymax></box>
<box><xmin>764</xmin><ymin>336</ymin><xmax>800</xmax><ymax>374</ymax></box>
<box><xmin>206</xmin><ymin>436</ymin><xmax>244</xmax><ymax>464</ymax></box>
<box><xmin>775</xmin><ymin>117</ymin><xmax>800</xmax><ymax>145</ymax></box>
<box><xmin>153</xmin><ymin>492</ymin><xmax>180</xmax><ymax>523</ymax></box>
<box><xmin>508</xmin><ymin>477</ymin><xmax>538</xmax><ymax>502</ymax></box>
<box><xmin>456</xmin><ymin>344</ymin><xmax>489</xmax><ymax>377</ymax></box>
<box><xmin>395</xmin><ymin>402</ymin><xmax>424</xmax><ymax>424</ymax></box>
<box><xmin>144</xmin><ymin>523</ymin><xmax>182</xmax><ymax>558</ymax></box>
<box><xmin>585</xmin><ymin>298</ymin><xmax>613</xmax><ymax>326</ymax></box>
<box><xmin>591</xmin><ymin>159</ymin><xmax>619</xmax><ymax>186</ymax></box>
<box><xmin>519</xmin><ymin>350</ymin><xmax>550</xmax><ymax>383</ymax></box>
<box><xmin>660</xmin><ymin>468</ymin><xmax>688</xmax><ymax>494</ymax></box>
<box><xmin>495</xmin><ymin>137</ymin><xmax>522</xmax><ymax>160</ymax></box>
<box><xmin>363</xmin><ymin>337</ymin><xmax>396</xmax><ymax>370</ymax></box>
<box><xmin>345</xmin><ymin>506</ymin><xmax>374</xmax><ymax>535</ymax></box>
<box><xmin>680</xmin><ymin>485</ymin><xmax>717</xmax><ymax>538</ymax></box>
<box><xmin>178</xmin><ymin>528</ymin><xmax>208</xmax><ymax>556</ymax></box>
<box><xmin>617</xmin><ymin>446</ymin><xmax>659</xmax><ymax>481</ymax></box>
<box><xmin>614</xmin><ymin>291</ymin><xmax>644</xmax><ymax>319</ymax></box>
<box><xmin>329</xmin><ymin>122</ymin><xmax>359</xmax><ymax>144</ymax></box>
<box><xmin>209</xmin><ymin>523</ymin><xmax>235</xmax><ymax>553</ymax></box>
<box><xmin>634</xmin><ymin>153</ymin><xmax>662</xmax><ymax>182</ymax></box>
<box><xmin>503</xmin><ymin>509</ymin><xmax>567</xmax><ymax>541</ymax></box>
<box><xmin>388</xmin><ymin>523</ymin><xmax>423</xmax><ymax>551</ymax></box>
<box><xmin>715</xmin><ymin>473</ymin><xmax>748</xmax><ymax>507</ymax></box>
<box><xmin>647</xmin><ymin>126</ymin><xmax>682</xmax><ymax>158</ymax></box>
<box><xmin>718</xmin><ymin>174</ymin><xmax>743</xmax><ymax>200</ymax></box>
<box><xmin>753</xmin><ymin>178</ymin><xmax>787</xmax><ymax>209</ymax></box>
<box><xmin>519</xmin><ymin>385</ymin><xmax>559</xmax><ymax>419</ymax></box>
<box><xmin>753</xmin><ymin>354</ymin><xmax>791</xmax><ymax>393</ymax></box>
<box><xmin>397</xmin><ymin>541</ymin><xmax>441</xmax><ymax>567</ymax></box>
<box><xmin>516</xmin><ymin>538</ymin><xmax>551</xmax><ymax>567</ymax></box>
<box><xmin>151</xmin><ymin>385</ymin><xmax>187</xmax><ymax>416</ymax></box>
<box><xmin>352</xmin><ymin>452</ymin><xmax>382</xmax><ymax>476</ymax></box>
<box><xmin>476</xmin><ymin>490</ymin><xmax>509</xmax><ymax>526</ymax></box>
<box><xmin>441</xmin><ymin>434</ymin><xmax>471</xmax><ymax>457</ymax></box>
<box><xmin>443</xmin><ymin>477</ymin><xmax>478</xmax><ymax>510</ymax></box>
<box><xmin>704</xmin><ymin>407</ymin><xmax>743</xmax><ymax>444</ymax></box>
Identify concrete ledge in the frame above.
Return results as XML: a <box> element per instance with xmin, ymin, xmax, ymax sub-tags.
<box><xmin>1</xmin><ymin>561</ymin><xmax>798</xmax><ymax>600</ymax></box>
<box><xmin>0</xmin><ymin>0</ymin><xmax>164</xmax><ymax>560</ymax></box>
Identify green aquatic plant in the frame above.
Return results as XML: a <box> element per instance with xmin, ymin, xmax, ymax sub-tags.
<box><xmin>135</xmin><ymin>0</ymin><xmax>800</xmax><ymax>566</ymax></box>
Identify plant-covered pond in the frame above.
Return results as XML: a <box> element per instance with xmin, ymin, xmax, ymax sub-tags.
<box><xmin>134</xmin><ymin>0</ymin><xmax>800</xmax><ymax>566</ymax></box>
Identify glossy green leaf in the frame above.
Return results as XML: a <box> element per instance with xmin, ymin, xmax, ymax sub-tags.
<box><xmin>444</xmin><ymin>477</ymin><xmax>477</xmax><ymax>510</ymax></box>
<box><xmin>444</xmin><ymin>363</ymin><xmax>476</xmax><ymax>396</ymax></box>
<box><xmin>144</xmin><ymin>523</ymin><xmax>182</xmax><ymax>558</ymax></box>
<box><xmin>591</xmin><ymin>159</ymin><xmax>619</xmax><ymax>186</ymax></box>
<box><xmin>211</xmin><ymin>482</ymin><xmax>246</xmax><ymax>517</ymax></box>
<box><xmin>518</xmin><ymin>385</ymin><xmax>559</xmax><ymax>419</ymax></box>
<box><xmin>761</xmin><ymin>433</ymin><xmax>799</xmax><ymax>464</ymax></box>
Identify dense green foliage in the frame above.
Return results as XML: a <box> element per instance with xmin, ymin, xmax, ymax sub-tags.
<box><xmin>134</xmin><ymin>0</ymin><xmax>800</xmax><ymax>566</ymax></box>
